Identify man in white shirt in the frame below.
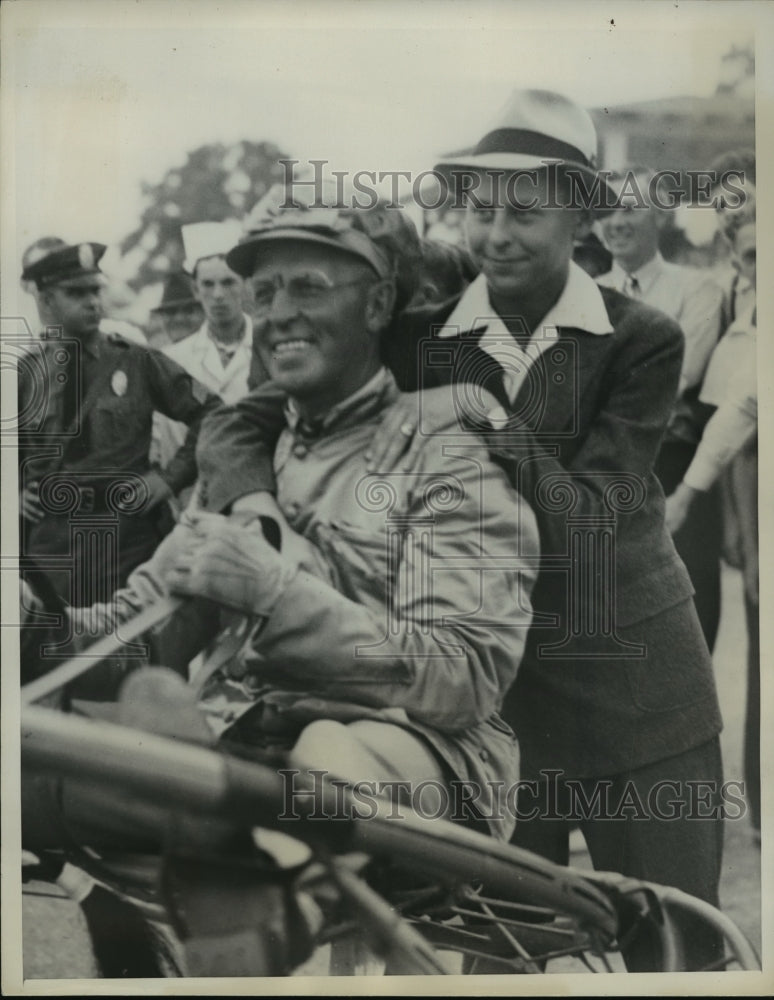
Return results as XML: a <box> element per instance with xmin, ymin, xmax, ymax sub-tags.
<box><xmin>599</xmin><ymin>165</ymin><xmax>726</xmax><ymax>650</ymax></box>
<box><xmin>598</xmin><ymin>167</ymin><xmax>724</xmax><ymax>396</ymax></box>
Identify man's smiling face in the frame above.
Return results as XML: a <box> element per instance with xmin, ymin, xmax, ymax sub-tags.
<box><xmin>464</xmin><ymin>170</ymin><xmax>580</xmax><ymax>305</ymax></box>
<box><xmin>600</xmin><ymin>171</ymin><xmax>661</xmax><ymax>273</ymax></box>
<box><xmin>250</xmin><ymin>241</ymin><xmax>384</xmax><ymax>416</ymax></box>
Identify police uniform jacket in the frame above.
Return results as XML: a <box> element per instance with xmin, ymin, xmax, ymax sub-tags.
<box><xmin>18</xmin><ymin>330</ymin><xmax>218</xmax><ymax>500</ymax></box>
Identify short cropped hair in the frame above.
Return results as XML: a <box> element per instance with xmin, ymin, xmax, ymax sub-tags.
<box><xmin>191</xmin><ymin>253</ymin><xmax>228</xmax><ymax>283</ymax></box>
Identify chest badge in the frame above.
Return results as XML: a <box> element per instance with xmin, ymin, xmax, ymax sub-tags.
<box><xmin>111</xmin><ymin>369</ymin><xmax>128</xmax><ymax>396</ymax></box>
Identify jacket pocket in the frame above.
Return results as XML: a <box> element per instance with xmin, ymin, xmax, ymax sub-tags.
<box><xmin>624</xmin><ymin>600</ymin><xmax>717</xmax><ymax>713</ymax></box>
<box><xmin>487</xmin><ymin>712</ymin><xmax>517</xmax><ymax>741</ymax></box>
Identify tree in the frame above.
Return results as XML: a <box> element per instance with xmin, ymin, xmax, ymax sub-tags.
<box><xmin>120</xmin><ymin>140</ymin><xmax>292</xmax><ymax>289</ymax></box>
<box><xmin>715</xmin><ymin>42</ymin><xmax>754</xmax><ymax>98</ymax></box>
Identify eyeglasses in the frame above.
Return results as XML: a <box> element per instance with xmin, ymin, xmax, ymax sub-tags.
<box><xmin>251</xmin><ymin>271</ymin><xmax>373</xmax><ymax>314</ymax></box>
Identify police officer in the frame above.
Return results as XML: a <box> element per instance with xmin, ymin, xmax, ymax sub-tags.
<box><xmin>21</xmin><ymin>236</ymin><xmax>148</xmax><ymax>345</ymax></box>
<box><xmin>18</xmin><ymin>241</ymin><xmax>219</xmax><ymax>608</ymax></box>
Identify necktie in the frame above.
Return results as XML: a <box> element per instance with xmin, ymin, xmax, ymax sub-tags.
<box><xmin>624</xmin><ymin>273</ymin><xmax>641</xmax><ymax>299</ymax></box>
<box><xmin>212</xmin><ymin>340</ymin><xmax>238</xmax><ymax>368</ymax></box>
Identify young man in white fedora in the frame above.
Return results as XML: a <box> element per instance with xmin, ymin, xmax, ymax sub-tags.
<box><xmin>195</xmin><ymin>89</ymin><xmax>725</xmax><ymax>971</ymax></box>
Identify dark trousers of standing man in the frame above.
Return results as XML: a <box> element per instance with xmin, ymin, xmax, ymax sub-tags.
<box><xmin>511</xmin><ymin>737</ymin><xmax>725</xmax><ymax>972</ymax></box>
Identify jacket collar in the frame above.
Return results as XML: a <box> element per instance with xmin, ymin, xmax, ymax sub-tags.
<box><xmin>603</xmin><ymin>251</ymin><xmax>665</xmax><ymax>297</ymax></box>
<box><xmin>193</xmin><ymin>313</ymin><xmax>252</xmax><ymax>379</ymax></box>
<box><xmin>42</xmin><ymin>328</ymin><xmax>104</xmax><ymax>358</ymax></box>
<box><xmin>201</xmin><ymin>312</ymin><xmax>251</xmax><ymax>348</ymax></box>
<box><xmin>437</xmin><ymin>261</ymin><xmax>613</xmax><ymax>340</ymax></box>
<box><xmin>285</xmin><ymin>366</ymin><xmax>398</xmax><ymax>439</ymax></box>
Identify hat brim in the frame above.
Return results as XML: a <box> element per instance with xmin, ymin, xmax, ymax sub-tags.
<box><xmin>152</xmin><ymin>298</ymin><xmax>201</xmax><ymax>313</ymax></box>
<box><xmin>434</xmin><ymin>154</ymin><xmax>618</xmax><ymax>215</ymax></box>
<box><xmin>44</xmin><ymin>272</ymin><xmax>106</xmax><ymax>290</ymax></box>
<box><xmin>226</xmin><ymin>229</ymin><xmax>382</xmax><ymax>279</ymax></box>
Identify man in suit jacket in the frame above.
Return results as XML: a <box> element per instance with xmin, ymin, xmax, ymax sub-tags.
<box><xmin>194</xmin><ymin>90</ymin><xmax>725</xmax><ymax>971</ymax></box>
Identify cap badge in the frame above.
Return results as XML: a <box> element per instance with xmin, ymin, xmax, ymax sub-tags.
<box><xmin>111</xmin><ymin>370</ymin><xmax>128</xmax><ymax>396</ymax></box>
<box><xmin>78</xmin><ymin>243</ymin><xmax>95</xmax><ymax>271</ymax></box>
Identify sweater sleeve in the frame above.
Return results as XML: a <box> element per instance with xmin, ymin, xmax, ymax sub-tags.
<box><xmin>196</xmin><ymin>381</ymin><xmax>289</xmax><ymax>512</ymax></box>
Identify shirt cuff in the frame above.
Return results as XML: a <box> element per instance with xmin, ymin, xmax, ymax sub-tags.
<box><xmin>199</xmin><ymin>454</ymin><xmax>277</xmax><ymax>513</ymax></box>
<box><xmin>683</xmin><ymin>451</ymin><xmax>722</xmax><ymax>492</ymax></box>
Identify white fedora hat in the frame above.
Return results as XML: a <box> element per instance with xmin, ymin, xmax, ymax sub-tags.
<box><xmin>435</xmin><ymin>89</ymin><xmax>615</xmax><ymax>210</ymax></box>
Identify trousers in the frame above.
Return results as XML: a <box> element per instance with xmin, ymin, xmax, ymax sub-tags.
<box><xmin>511</xmin><ymin>736</ymin><xmax>725</xmax><ymax>971</ymax></box>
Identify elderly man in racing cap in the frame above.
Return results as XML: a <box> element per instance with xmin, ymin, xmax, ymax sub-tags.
<box><xmin>74</xmin><ymin>184</ymin><xmax>539</xmax><ymax>842</ymax></box>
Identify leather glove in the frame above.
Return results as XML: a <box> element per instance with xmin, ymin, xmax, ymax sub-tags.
<box><xmin>165</xmin><ymin>512</ymin><xmax>297</xmax><ymax>616</ymax></box>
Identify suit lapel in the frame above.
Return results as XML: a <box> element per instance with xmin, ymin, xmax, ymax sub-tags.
<box><xmin>510</xmin><ymin>327</ymin><xmax>605</xmax><ymax>435</ymax></box>
<box><xmin>199</xmin><ymin>335</ymin><xmax>225</xmax><ymax>386</ymax></box>
<box><xmin>455</xmin><ymin>326</ymin><xmax>511</xmax><ymax>410</ymax></box>
<box><xmin>218</xmin><ymin>342</ymin><xmax>248</xmax><ymax>394</ymax></box>
<box><xmin>435</xmin><ymin>323</ymin><xmax>598</xmax><ymax>428</ymax></box>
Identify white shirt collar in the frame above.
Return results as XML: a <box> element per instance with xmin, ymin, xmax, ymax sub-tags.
<box><xmin>438</xmin><ymin>261</ymin><xmax>613</xmax><ymax>340</ymax></box>
<box><xmin>201</xmin><ymin>312</ymin><xmax>252</xmax><ymax>349</ymax></box>
<box><xmin>603</xmin><ymin>252</ymin><xmax>665</xmax><ymax>297</ymax></box>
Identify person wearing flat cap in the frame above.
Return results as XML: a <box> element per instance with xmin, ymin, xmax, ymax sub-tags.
<box><xmin>65</xmin><ymin>186</ymin><xmax>540</xmax><ymax>848</ymax></box>
<box><xmin>194</xmin><ymin>90</ymin><xmax>724</xmax><ymax>971</ymax></box>
<box><xmin>18</xmin><ymin>240</ymin><xmax>220</xmax><ymax>613</ymax></box>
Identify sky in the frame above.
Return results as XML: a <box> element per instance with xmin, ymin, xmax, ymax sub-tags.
<box><xmin>2</xmin><ymin>0</ymin><xmax>771</xmax><ymax>297</ymax></box>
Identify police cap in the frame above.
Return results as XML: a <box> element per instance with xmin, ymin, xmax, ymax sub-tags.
<box><xmin>21</xmin><ymin>242</ymin><xmax>107</xmax><ymax>290</ymax></box>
